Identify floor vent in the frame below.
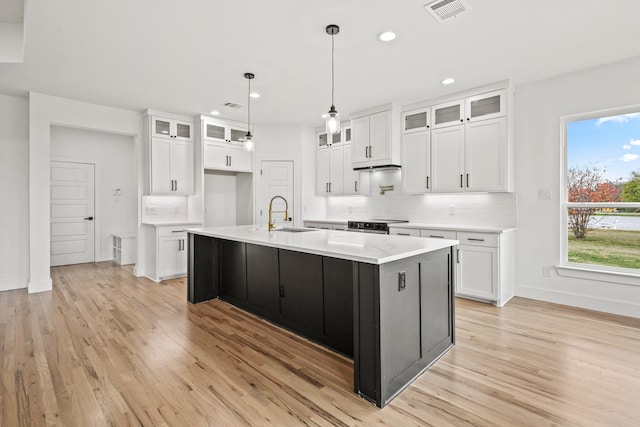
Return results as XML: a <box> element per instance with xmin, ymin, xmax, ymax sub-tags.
<box><xmin>222</xmin><ymin>102</ymin><xmax>243</xmax><ymax>109</ymax></box>
<box><xmin>424</xmin><ymin>0</ymin><xmax>471</xmax><ymax>22</ymax></box>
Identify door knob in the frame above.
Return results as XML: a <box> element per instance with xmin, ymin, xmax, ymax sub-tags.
<box><xmin>84</xmin><ymin>216</ymin><xmax>94</xmax><ymax>221</ymax></box>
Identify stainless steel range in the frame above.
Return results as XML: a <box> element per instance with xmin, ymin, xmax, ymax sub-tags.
<box><xmin>347</xmin><ymin>219</ymin><xmax>409</xmax><ymax>234</ymax></box>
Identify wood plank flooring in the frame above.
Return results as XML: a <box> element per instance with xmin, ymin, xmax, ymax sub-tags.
<box><xmin>1</xmin><ymin>261</ymin><xmax>639</xmax><ymax>426</ymax></box>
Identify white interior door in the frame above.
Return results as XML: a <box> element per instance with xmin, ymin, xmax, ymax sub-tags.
<box><xmin>258</xmin><ymin>161</ymin><xmax>294</xmax><ymax>227</ymax></box>
<box><xmin>50</xmin><ymin>161</ymin><xmax>95</xmax><ymax>266</ymax></box>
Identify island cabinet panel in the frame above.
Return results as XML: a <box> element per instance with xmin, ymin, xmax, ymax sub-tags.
<box><xmin>187</xmin><ymin>234</ymin><xmax>219</xmax><ymax>304</ymax></box>
<box><xmin>219</xmin><ymin>240</ymin><xmax>247</xmax><ymax>303</ymax></box>
<box><xmin>322</xmin><ymin>257</ymin><xmax>354</xmax><ymax>357</ymax></box>
<box><xmin>420</xmin><ymin>250</ymin><xmax>455</xmax><ymax>361</ymax></box>
<box><xmin>279</xmin><ymin>250</ymin><xmax>324</xmax><ymax>337</ymax></box>
<box><xmin>356</xmin><ymin>247</ymin><xmax>455</xmax><ymax>407</ymax></box>
<box><xmin>245</xmin><ymin>245</ymin><xmax>279</xmax><ymax>320</ymax></box>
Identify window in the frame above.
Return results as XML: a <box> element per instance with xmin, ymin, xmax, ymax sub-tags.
<box><xmin>562</xmin><ymin>107</ymin><xmax>640</xmax><ymax>276</ymax></box>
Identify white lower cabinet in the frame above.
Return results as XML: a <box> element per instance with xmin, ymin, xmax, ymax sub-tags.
<box><xmin>389</xmin><ymin>226</ymin><xmax>515</xmax><ymax>307</ymax></box>
<box><xmin>144</xmin><ymin>224</ymin><xmax>196</xmax><ymax>282</ymax></box>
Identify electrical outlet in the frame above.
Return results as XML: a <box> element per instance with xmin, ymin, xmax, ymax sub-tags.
<box><xmin>543</xmin><ymin>266</ymin><xmax>553</xmax><ymax>277</ymax></box>
<box><xmin>398</xmin><ymin>271</ymin><xmax>406</xmax><ymax>291</ymax></box>
<box><xmin>112</xmin><ymin>188</ymin><xmax>122</xmax><ymax>196</ymax></box>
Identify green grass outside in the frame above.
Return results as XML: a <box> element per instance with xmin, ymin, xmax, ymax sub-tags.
<box><xmin>568</xmin><ymin>229</ymin><xmax>640</xmax><ymax>269</ymax></box>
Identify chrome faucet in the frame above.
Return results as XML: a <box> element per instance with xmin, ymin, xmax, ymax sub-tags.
<box><xmin>268</xmin><ymin>195</ymin><xmax>289</xmax><ymax>231</ymax></box>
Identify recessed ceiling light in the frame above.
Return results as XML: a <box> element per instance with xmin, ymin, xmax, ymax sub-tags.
<box><xmin>210</xmin><ymin>110</ymin><xmax>220</xmax><ymax>115</ymax></box>
<box><xmin>441</xmin><ymin>77</ymin><xmax>455</xmax><ymax>85</ymax></box>
<box><xmin>249</xmin><ymin>92</ymin><xmax>260</xmax><ymax>98</ymax></box>
<box><xmin>377</xmin><ymin>31</ymin><xmax>397</xmax><ymax>42</ymax></box>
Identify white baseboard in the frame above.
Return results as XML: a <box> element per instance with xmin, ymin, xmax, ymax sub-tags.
<box><xmin>516</xmin><ymin>284</ymin><xmax>640</xmax><ymax>318</ymax></box>
<box><xmin>28</xmin><ymin>277</ymin><xmax>53</xmax><ymax>294</ymax></box>
<box><xmin>0</xmin><ymin>277</ymin><xmax>28</xmax><ymax>292</ymax></box>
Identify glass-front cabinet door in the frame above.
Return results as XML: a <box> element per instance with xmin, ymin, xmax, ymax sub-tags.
<box><xmin>229</xmin><ymin>127</ymin><xmax>247</xmax><ymax>144</ymax></box>
<box><xmin>431</xmin><ymin>101</ymin><xmax>464</xmax><ymax>129</ymax></box>
<box><xmin>152</xmin><ymin>117</ymin><xmax>193</xmax><ymax>141</ymax></box>
<box><xmin>465</xmin><ymin>90</ymin><xmax>506</xmax><ymax>123</ymax></box>
<box><xmin>402</xmin><ymin>108</ymin><xmax>430</xmax><ymax>134</ymax></box>
<box><xmin>317</xmin><ymin>131</ymin><xmax>329</xmax><ymax>148</ymax></box>
<box><xmin>205</xmin><ymin>123</ymin><xmax>226</xmax><ymax>142</ymax></box>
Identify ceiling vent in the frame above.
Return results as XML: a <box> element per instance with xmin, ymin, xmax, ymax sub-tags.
<box><xmin>222</xmin><ymin>102</ymin><xmax>243</xmax><ymax>109</ymax></box>
<box><xmin>424</xmin><ymin>0</ymin><xmax>471</xmax><ymax>22</ymax></box>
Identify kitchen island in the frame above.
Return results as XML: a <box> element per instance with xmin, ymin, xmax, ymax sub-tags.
<box><xmin>186</xmin><ymin>225</ymin><xmax>458</xmax><ymax>407</ymax></box>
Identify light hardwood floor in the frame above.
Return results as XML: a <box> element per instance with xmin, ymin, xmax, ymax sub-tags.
<box><xmin>2</xmin><ymin>261</ymin><xmax>639</xmax><ymax>426</ymax></box>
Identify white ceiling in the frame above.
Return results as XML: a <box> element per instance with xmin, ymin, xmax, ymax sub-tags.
<box><xmin>1</xmin><ymin>0</ymin><xmax>639</xmax><ymax>127</ymax></box>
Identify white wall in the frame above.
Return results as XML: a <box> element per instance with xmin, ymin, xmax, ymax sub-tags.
<box><xmin>50</xmin><ymin>126</ymin><xmax>137</xmax><ymax>262</ymax></box>
<box><xmin>29</xmin><ymin>93</ymin><xmax>143</xmax><ymax>293</ymax></box>
<box><xmin>0</xmin><ymin>94</ymin><xmax>29</xmax><ymax>291</ymax></box>
<box><xmin>515</xmin><ymin>56</ymin><xmax>640</xmax><ymax>318</ymax></box>
<box><xmin>204</xmin><ymin>171</ymin><xmax>237</xmax><ymax>226</ymax></box>
<box><xmin>253</xmin><ymin>124</ymin><xmax>319</xmax><ymax>228</ymax></box>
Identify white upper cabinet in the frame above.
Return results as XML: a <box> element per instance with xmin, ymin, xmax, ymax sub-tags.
<box><xmin>465</xmin><ymin>117</ymin><xmax>507</xmax><ymax>191</ymax></box>
<box><xmin>316</xmin><ymin>147</ymin><xmax>332</xmax><ymax>195</ymax></box>
<box><xmin>431</xmin><ymin>126</ymin><xmax>465</xmax><ymax>192</ymax></box>
<box><xmin>350</xmin><ymin>105</ymin><xmax>401</xmax><ymax>169</ymax></box>
<box><xmin>464</xmin><ymin>89</ymin><xmax>506</xmax><ymax>123</ymax></box>
<box><xmin>402</xmin><ymin>108</ymin><xmax>430</xmax><ymax>134</ymax></box>
<box><xmin>402</xmin><ymin>131</ymin><xmax>431</xmax><ymax>193</ymax></box>
<box><xmin>403</xmin><ymin>83</ymin><xmax>514</xmax><ymax>193</ymax></box>
<box><xmin>343</xmin><ymin>144</ymin><xmax>369</xmax><ymax>196</ymax></box>
<box><xmin>317</xmin><ymin>124</ymin><xmax>350</xmax><ymax>148</ymax></box>
<box><xmin>147</xmin><ymin>113</ymin><xmax>194</xmax><ymax>195</ymax></box>
<box><xmin>151</xmin><ymin>117</ymin><xmax>193</xmax><ymax>141</ymax></box>
<box><xmin>431</xmin><ymin>100</ymin><xmax>464</xmax><ymax>129</ymax></box>
<box><xmin>201</xmin><ymin>117</ymin><xmax>253</xmax><ymax>173</ymax></box>
<box><xmin>204</xmin><ymin>121</ymin><xmax>247</xmax><ymax>145</ymax></box>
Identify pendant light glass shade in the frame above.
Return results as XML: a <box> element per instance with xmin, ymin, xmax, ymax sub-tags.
<box><xmin>244</xmin><ymin>72</ymin><xmax>255</xmax><ymax>152</ymax></box>
<box><xmin>326</xmin><ymin>106</ymin><xmax>340</xmax><ymax>135</ymax></box>
<box><xmin>325</xmin><ymin>25</ymin><xmax>341</xmax><ymax>135</ymax></box>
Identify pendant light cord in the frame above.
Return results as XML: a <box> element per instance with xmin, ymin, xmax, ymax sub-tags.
<box><xmin>331</xmin><ymin>33</ymin><xmax>335</xmax><ymax>107</ymax></box>
<box><xmin>247</xmin><ymin>78</ymin><xmax>251</xmax><ymax>131</ymax></box>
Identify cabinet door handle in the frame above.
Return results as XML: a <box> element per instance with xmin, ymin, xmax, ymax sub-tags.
<box><xmin>457</xmin><ymin>248</ymin><xmax>460</xmax><ymax>263</ymax></box>
<box><xmin>178</xmin><ymin>240</ymin><xmax>181</xmax><ymax>251</ymax></box>
<box><xmin>365</xmin><ymin>146</ymin><xmax>369</xmax><ymax>158</ymax></box>
<box><xmin>466</xmin><ymin>173</ymin><xmax>469</xmax><ymax>187</ymax></box>
<box><xmin>355</xmin><ymin>181</ymin><xmax>358</xmax><ymax>193</ymax></box>
<box><xmin>369</xmin><ymin>145</ymin><xmax>372</xmax><ymax>158</ymax></box>
<box><xmin>426</xmin><ymin>176</ymin><xmax>429</xmax><ymax>189</ymax></box>
<box><xmin>329</xmin><ymin>182</ymin><xmax>332</xmax><ymax>193</ymax></box>
<box><xmin>467</xmin><ymin>238</ymin><xmax>485</xmax><ymax>242</ymax></box>
<box><xmin>460</xmin><ymin>174</ymin><xmax>463</xmax><ymax>188</ymax></box>
<box><xmin>279</xmin><ymin>285</ymin><xmax>285</xmax><ymax>298</ymax></box>
<box><xmin>229</xmin><ymin>155</ymin><xmax>232</xmax><ymax>167</ymax></box>
<box><xmin>175</xmin><ymin>180</ymin><xmax>178</xmax><ymax>191</ymax></box>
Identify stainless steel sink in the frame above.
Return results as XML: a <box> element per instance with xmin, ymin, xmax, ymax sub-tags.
<box><xmin>272</xmin><ymin>227</ymin><xmax>317</xmax><ymax>233</ymax></box>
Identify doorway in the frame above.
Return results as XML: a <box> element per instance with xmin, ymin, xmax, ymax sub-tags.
<box><xmin>50</xmin><ymin>161</ymin><xmax>95</xmax><ymax>266</ymax></box>
<box><xmin>258</xmin><ymin>161</ymin><xmax>294</xmax><ymax>227</ymax></box>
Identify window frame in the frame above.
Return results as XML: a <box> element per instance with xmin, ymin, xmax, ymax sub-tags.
<box><xmin>560</xmin><ymin>105</ymin><xmax>640</xmax><ymax>281</ymax></box>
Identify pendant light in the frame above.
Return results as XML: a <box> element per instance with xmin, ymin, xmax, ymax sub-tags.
<box><xmin>325</xmin><ymin>24</ymin><xmax>341</xmax><ymax>135</ymax></box>
<box><xmin>244</xmin><ymin>72</ymin><xmax>255</xmax><ymax>152</ymax></box>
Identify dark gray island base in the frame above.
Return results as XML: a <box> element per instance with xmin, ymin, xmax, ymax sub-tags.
<box><xmin>187</xmin><ymin>232</ymin><xmax>455</xmax><ymax>408</ymax></box>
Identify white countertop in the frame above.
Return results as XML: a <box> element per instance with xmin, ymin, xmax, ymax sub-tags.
<box><xmin>390</xmin><ymin>223</ymin><xmax>517</xmax><ymax>233</ymax></box>
<box><xmin>142</xmin><ymin>221</ymin><xmax>203</xmax><ymax>227</ymax></box>
<box><xmin>186</xmin><ymin>225</ymin><xmax>458</xmax><ymax>265</ymax></box>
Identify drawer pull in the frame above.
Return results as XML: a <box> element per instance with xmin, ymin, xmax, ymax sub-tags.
<box><xmin>467</xmin><ymin>238</ymin><xmax>485</xmax><ymax>242</ymax></box>
<box><xmin>171</xmin><ymin>230</ymin><xmax>186</xmax><ymax>233</ymax></box>
<box><xmin>397</xmin><ymin>233</ymin><xmax>411</xmax><ymax>236</ymax></box>
<box><xmin>429</xmin><ymin>235</ymin><xmax>445</xmax><ymax>238</ymax></box>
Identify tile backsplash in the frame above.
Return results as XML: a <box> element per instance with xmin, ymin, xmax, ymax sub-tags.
<box><xmin>325</xmin><ymin>170</ymin><xmax>517</xmax><ymax>227</ymax></box>
<box><xmin>141</xmin><ymin>195</ymin><xmax>188</xmax><ymax>222</ymax></box>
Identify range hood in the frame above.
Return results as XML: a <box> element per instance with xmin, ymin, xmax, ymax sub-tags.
<box><xmin>353</xmin><ymin>164</ymin><xmax>401</xmax><ymax>171</ymax></box>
